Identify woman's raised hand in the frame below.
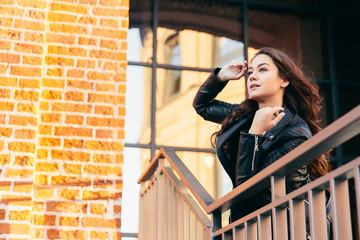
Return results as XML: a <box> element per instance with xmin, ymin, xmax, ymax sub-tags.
<box><xmin>217</xmin><ymin>60</ymin><xmax>248</xmax><ymax>82</ymax></box>
<box><xmin>249</xmin><ymin>107</ymin><xmax>285</xmax><ymax>135</ymax></box>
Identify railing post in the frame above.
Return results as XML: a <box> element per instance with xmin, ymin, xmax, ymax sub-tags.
<box><xmin>270</xmin><ymin>175</ymin><xmax>287</xmax><ymax>239</ymax></box>
<box><xmin>211</xmin><ymin>212</ymin><xmax>222</xmax><ymax>237</ymax></box>
<box><xmin>157</xmin><ymin>157</ymin><xmax>166</xmax><ymax>240</ymax></box>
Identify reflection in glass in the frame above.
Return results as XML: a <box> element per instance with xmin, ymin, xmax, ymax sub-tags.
<box><xmin>174</xmin><ymin>151</ymin><xmax>232</xmax><ymax>200</ymax></box>
<box><xmin>248</xmin><ymin>8</ymin><xmax>327</xmax><ymax>78</ymax></box>
<box><xmin>125</xmin><ymin>66</ymin><xmax>152</xmax><ymax>144</ymax></box>
<box><xmin>253</xmin><ymin>0</ymin><xmax>323</xmax><ymax>6</ymax></box>
<box><xmin>128</xmin><ymin>0</ymin><xmax>153</xmax><ymax>63</ymax></box>
<box><xmin>318</xmin><ymin>83</ymin><xmax>333</xmax><ymax>128</ymax></box>
<box><xmin>155</xmin><ymin>69</ymin><xmax>246</xmax><ymax>148</ymax></box>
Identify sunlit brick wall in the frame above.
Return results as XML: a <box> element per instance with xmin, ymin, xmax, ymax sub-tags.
<box><xmin>0</xmin><ymin>0</ymin><xmax>128</xmax><ymax>239</ymax></box>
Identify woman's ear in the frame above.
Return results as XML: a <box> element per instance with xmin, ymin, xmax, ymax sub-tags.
<box><xmin>281</xmin><ymin>79</ymin><xmax>289</xmax><ymax>88</ymax></box>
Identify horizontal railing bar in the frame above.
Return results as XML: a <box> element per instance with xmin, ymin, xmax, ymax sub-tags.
<box><xmin>162</xmin><ymin>148</ymin><xmax>215</xmax><ymax>207</ymax></box>
<box><xmin>207</xmin><ymin>105</ymin><xmax>360</xmax><ymax>214</ymax></box>
<box><xmin>212</xmin><ymin>156</ymin><xmax>360</xmax><ymax>237</ymax></box>
<box><xmin>138</xmin><ymin>150</ymin><xmax>163</xmax><ymax>183</ymax></box>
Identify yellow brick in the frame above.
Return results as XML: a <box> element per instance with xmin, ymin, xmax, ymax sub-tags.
<box><xmin>39</xmin><ymin>137</ymin><xmax>61</xmax><ymax>147</ymax></box>
<box><xmin>9</xmin><ymin>115</ymin><xmax>37</xmax><ymax>126</ymax></box>
<box><xmin>60</xmin><ymin>189</ymin><xmax>79</xmax><ymax>200</ymax></box>
<box><xmin>37</xmin><ymin>149</ymin><xmax>48</xmax><ymax>159</ymax></box>
<box><xmin>0</xmin><ymin>101</ymin><xmax>15</xmax><ymax>111</ymax></box>
<box><xmin>59</xmin><ymin>216</ymin><xmax>79</xmax><ymax>226</ymax></box>
<box><xmin>41</xmin><ymin>90</ymin><xmax>62</xmax><ymax>100</ymax></box>
<box><xmin>1</xmin><ymin>195</ymin><xmax>32</xmax><ymax>206</ymax></box>
<box><xmin>17</xmin><ymin>103</ymin><xmax>37</xmax><ymax>113</ymax></box>
<box><xmin>8</xmin><ymin>142</ymin><xmax>36</xmax><ymax>153</ymax></box>
<box><xmin>9</xmin><ymin>210</ymin><xmax>31</xmax><ymax>221</ymax></box>
<box><xmin>5</xmin><ymin>169</ymin><xmax>33</xmax><ymax>178</ymax></box>
<box><xmin>13</xmin><ymin>181</ymin><xmax>33</xmax><ymax>192</ymax></box>
<box><xmin>63</xmin><ymin>139</ymin><xmax>84</xmax><ymax>148</ymax></box>
<box><xmin>14</xmin><ymin>156</ymin><xmax>34</xmax><ymax>166</ymax></box>
<box><xmin>82</xmin><ymin>190</ymin><xmax>114</xmax><ymax>200</ymax></box>
<box><xmin>90</xmin><ymin>203</ymin><xmax>106</xmax><ymax>215</ymax></box>
<box><xmin>31</xmin><ymin>214</ymin><xmax>56</xmax><ymax>226</ymax></box>
<box><xmin>36</xmin><ymin>162</ymin><xmax>59</xmax><ymax>172</ymax></box>
<box><xmin>63</xmin><ymin>163</ymin><xmax>82</xmax><ymax>174</ymax></box>
<box><xmin>39</xmin><ymin>101</ymin><xmax>49</xmax><ymax>110</ymax></box>
<box><xmin>15</xmin><ymin>129</ymin><xmax>36</xmax><ymax>139</ymax></box>
<box><xmin>51</xmin><ymin>3</ymin><xmax>89</xmax><ymax>14</ymax></box>
<box><xmin>84</xmin><ymin>165</ymin><xmax>122</xmax><ymax>176</ymax></box>
<box><xmin>0</xmin><ymin>127</ymin><xmax>12</xmax><ymax>137</ymax></box>
<box><xmin>14</xmin><ymin>90</ymin><xmax>39</xmax><ymax>101</ymax></box>
<box><xmin>34</xmin><ymin>188</ymin><xmax>54</xmax><ymax>199</ymax></box>
<box><xmin>46</xmin><ymin>202</ymin><xmax>87</xmax><ymax>213</ymax></box>
<box><xmin>34</xmin><ymin>174</ymin><xmax>48</xmax><ymax>185</ymax></box>
<box><xmin>93</xmin><ymin>154</ymin><xmax>113</xmax><ymax>163</ymax></box>
<box><xmin>90</xmin><ymin>231</ymin><xmax>108</xmax><ymax>240</ymax></box>
<box><xmin>51</xmin><ymin>150</ymin><xmax>91</xmax><ymax>162</ymax></box>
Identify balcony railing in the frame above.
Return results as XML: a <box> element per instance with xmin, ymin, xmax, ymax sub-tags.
<box><xmin>138</xmin><ymin>105</ymin><xmax>360</xmax><ymax>240</ymax></box>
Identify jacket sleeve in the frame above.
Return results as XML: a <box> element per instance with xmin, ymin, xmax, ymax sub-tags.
<box><xmin>236</xmin><ymin>132</ymin><xmax>308</xmax><ymax>186</ymax></box>
<box><xmin>193</xmin><ymin>68</ymin><xmax>239</xmax><ymax>124</ymax></box>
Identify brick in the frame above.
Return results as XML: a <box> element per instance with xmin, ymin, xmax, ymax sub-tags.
<box><xmin>87</xmin><ymin>117</ymin><xmax>124</xmax><ymax>127</ymax></box>
<box><xmin>54</xmin><ymin>126</ymin><xmax>92</xmax><ymax>137</ymax></box>
<box><xmin>41</xmin><ymin>113</ymin><xmax>62</xmax><ymax>123</ymax></box>
<box><xmin>84</xmin><ymin>165</ymin><xmax>122</xmax><ymax>176</ymax></box>
<box><xmin>50</xmin><ymin>23</ymin><xmax>88</xmax><ymax>34</ymax></box>
<box><xmin>121</xmin><ymin>18</ymin><xmax>129</xmax><ymax>28</ymax></box>
<box><xmin>46</xmin><ymin>68</ymin><xmax>63</xmax><ymax>77</ymax></box>
<box><xmin>87</xmin><ymin>71</ymin><xmax>113</xmax><ymax>81</ymax></box>
<box><xmin>93</xmin><ymin>7</ymin><xmax>128</xmax><ymax>17</ymax></box>
<box><xmin>48</xmin><ymin>12</ymin><xmax>77</xmax><ymax>22</ymax></box>
<box><xmin>78</xmin><ymin>36</ymin><xmax>97</xmax><ymax>45</ymax></box>
<box><xmin>90</xmin><ymin>49</ymin><xmax>121</xmax><ymax>60</ymax></box>
<box><xmin>48</xmin><ymin>45</ymin><xmax>86</xmax><ymax>57</ymax></box>
<box><xmin>35</xmin><ymin>174</ymin><xmax>48</xmax><ymax>185</ymax></box>
<box><xmin>51</xmin><ymin>176</ymin><xmax>88</xmax><ymax>186</ymax></box>
<box><xmin>85</xmin><ymin>140</ymin><xmax>123</xmax><ymax>151</ymax></box>
<box><xmin>41</xmin><ymin>90</ymin><xmax>62</xmax><ymax>100</ymax></box>
<box><xmin>42</xmin><ymin>78</ymin><xmax>65</xmax><ymax>88</ymax></box>
<box><xmin>17</xmin><ymin>0</ymin><xmax>47</xmax><ymax>9</ymax></box>
<box><xmin>0</xmin><ymin>223</ymin><xmax>30</xmax><ymax>234</ymax></box>
<box><xmin>45</xmin><ymin>56</ymin><xmax>74</xmax><ymax>66</ymax></box>
<box><xmin>59</xmin><ymin>216</ymin><xmax>79</xmax><ymax>226</ymax></box>
<box><xmin>103</xmin><ymin>61</ymin><xmax>118</xmax><ymax>70</ymax></box>
<box><xmin>14</xmin><ymin>19</ymin><xmax>45</xmax><ymax>31</ymax></box>
<box><xmin>32</xmin><ymin>214</ymin><xmax>56</xmax><ymax>226</ymax></box>
<box><xmin>9</xmin><ymin>115</ymin><xmax>37</xmax><ymax>126</ymax></box>
<box><xmin>14</xmin><ymin>156</ymin><xmax>35</xmax><ymax>166</ymax></box>
<box><xmin>0</xmin><ymin>6</ymin><xmax>24</xmax><ymax>16</ymax></box>
<box><xmin>0</xmin><ymin>77</ymin><xmax>17</xmax><ymax>87</ymax></box>
<box><xmin>117</xmin><ymin>129</ymin><xmax>125</xmax><ymax>139</ymax></box>
<box><xmin>14</xmin><ymin>43</ymin><xmax>43</xmax><ymax>54</ymax></box>
<box><xmin>51</xmin><ymin>150</ymin><xmax>91</xmax><ymax>162</ymax></box>
<box><xmin>34</xmin><ymin>188</ymin><xmax>54</xmax><ymax>198</ymax></box>
<box><xmin>0</xmin><ymin>28</ymin><xmax>22</xmax><ymax>40</ymax></box>
<box><xmin>100</xmin><ymin>18</ymin><xmax>119</xmax><ymax>28</ymax></box>
<box><xmin>32</xmin><ymin>202</ymin><xmax>44</xmax><ymax>212</ymax></box>
<box><xmin>51</xmin><ymin>3</ymin><xmax>89</xmax><ymax>14</ymax></box>
<box><xmin>46</xmin><ymin>202</ymin><xmax>87</xmax><ymax>213</ymax></box>
<box><xmin>0</xmin><ymin>101</ymin><xmax>14</xmax><ymax>111</ymax></box>
<box><xmin>17</xmin><ymin>103</ymin><xmax>36</xmax><ymax>114</ymax></box>
<box><xmin>5</xmin><ymin>169</ymin><xmax>34</xmax><ymax>178</ymax></box>
<box><xmin>1</xmin><ymin>195</ymin><xmax>32</xmax><ymax>206</ymax></box>
<box><xmin>63</xmin><ymin>163</ymin><xmax>82</xmax><ymax>174</ymax></box>
<box><xmin>52</xmin><ymin>102</ymin><xmax>92</xmax><ymax>113</ymax></box>
<box><xmin>113</xmin><ymin>72</ymin><xmax>127</xmax><ymax>82</ymax></box>
<box><xmin>23</xmin><ymin>55</ymin><xmax>42</xmax><ymax>65</ymax></box>
<box><xmin>67</xmin><ymin>79</ymin><xmax>92</xmax><ymax>90</ymax></box>
<box><xmin>0</xmin><ymin>52</ymin><xmax>20</xmax><ymax>63</ymax></box>
<box><xmin>90</xmin><ymin>203</ymin><xmax>106</xmax><ymax>215</ymax></box>
<box><xmin>115</xmin><ymin>154</ymin><xmax>123</xmax><ymax>163</ymax></box>
<box><xmin>88</xmin><ymin>93</ymin><xmax>124</xmax><ymax>104</ymax></box>
<box><xmin>118</xmin><ymin>107</ymin><xmax>125</xmax><ymax>115</ymax></box>
<box><xmin>95</xmin><ymin>106</ymin><xmax>113</xmax><ymax>115</ymax></box>
<box><xmin>19</xmin><ymin>78</ymin><xmax>40</xmax><ymax>88</ymax></box>
<box><xmin>96</xmin><ymin>82</ymin><xmax>116</xmax><ymax>92</ymax></box>
<box><xmin>96</xmin><ymin>129</ymin><xmax>114</xmax><ymax>138</ymax></box>
<box><xmin>26</xmin><ymin>9</ymin><xmax>46</xmax><ymax>20</ymax></box>
<box><xmin>8</xmin><ymin>142</ymin><xmax>36</xmax><ymax>153</ymax></box>
<box><xmin>36</xmin><ymin>162</ymin><xmax>58</xmax><ymax>172</ymax></box>
<box><xmin>65</xmin><ymin>115</ymin><xmax>84</xmax><ymax>125</ymax></box>
<box><xmin>0</xmin><ymin>154</ymin><xmax>10</xmax><ymax>164</ymax></box>
<box><xmin>0</xmin><ymin>0</ymin><xmax>14</xmax><ymax>5</ymax></box>
<box><xmin>11</xmin><ymin>66</ymin><xmax>41</xmax><ymax>77</ymax></box>
<box><xmin>9</xmin><ymin>210</ymin><xmax>31</xmax><ymax>221</ymax></box>
<box><xmin>13</xmin><ymin>181</ymin><xmax>33</xmax><ymax>192</ymax></box>
<box><xmin>77</xmin><ymin>59</ymin><xmax>96</xmax><ymax>68</ymax></box>
<box><xmin>14</xmin><ymin>90</ymin><xmax>39</xmax><ymax>101</ymax></box>
<box><xmin>82</xmin><ymin>217</ymin><xmax>119</xmax><ymax>228</ymax></box>
<box><xmin>46</xmin><ymin>33</ymin><xmax>76</xmax><ymax>44</ymax></box>
<box><xmin>24</xmin><ymin>32</ymin><xmax>44</xmax><ymax>43</ymax></box>
<box><xmin>0</xmin><ymin>127</ymin><xmax>12</xmax><ymax>137</ymax></box>
<box><xmin>114</xmin><ymin>204</ymin><xmax>121</xmax><ymax>214</ymax></box>
<box><xmin>39</xmin><ymin>125</ymin><xmax>52</xmax><ymax>134</ymax></box>
<box><xmin>37</xmin><ymin>149</ymin><xmax>48</xmax><ymax>159</ymax></box>
<box><xmin>15</xmin><ymin>129</ymin><xmax>36</xmax><ymax>139</ymax></box>
<box><xmin>0</xmin><ymin>88</ymin><xmax>10</xmax><ymax>98</ymax></box>
<box><xmin>0</xmin><ymin>40</ymin><xmax>12</xmax><ymax>50</ymax></box>
<box><xmin>121</xmin><ymin>0</ymin><xmax>129</xmax><ymax>7</ymax></box>
<box><xmin>90</xmin><ymin>231</ymin><xmax>108</xmax><ymax>240</ymax></box>
<box><xmin>0</xmin><ymin>181</ymin><xmax>11</xmax><ymax>191</ymax></box>
<box><xmin>32</xmin><ymin>228</ymin><xmax>44</xmax><ymax>239</ymax></box>
<box><xmin>0</xmin><ymin>209</ymin><xmax>5</xmax><ymax>220</ymax></box>
<box><xmin>67</xmin><ymin>69</ymin><xmax>84</xmax><ymax>78</ymax></box>
<box><xmin>93</xmin><ymin>154</ymin><xmax>113</xmax><ymax>163</ymax></box>
<box><xmin>78</xmin><ymin>16</ymin><xmax>97</xmax><ymax>25</ymax></box>
<box><xmin>0</xmin><ymin>64</ymin><xmax>7</xmax><ymax>73</ymax></box>
<box><xmin>0</xmin><ymin>140</ymin><xmax>4</xmax><ymax>150</ymax></box>
<box><xmin>40</xmin><ymin>137</ymin><xmax>61</xmax><ymax>147</ymax></box>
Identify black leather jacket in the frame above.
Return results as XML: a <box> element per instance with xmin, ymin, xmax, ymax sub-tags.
<box><xmin>193</xmin><ymin>69</ymin><xmax>332</xmax><ymax>232</ymax></box>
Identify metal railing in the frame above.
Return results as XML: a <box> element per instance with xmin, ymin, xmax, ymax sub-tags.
<box><xmin>138</xmin><ymin>105</ymin><xmax>360</xmax><ymax>240</ymax></box>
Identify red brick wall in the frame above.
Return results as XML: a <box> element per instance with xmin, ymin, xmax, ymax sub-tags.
<box><xmin>0</xmin><ymin>0</ymin><xmax>128</xmax><ymax>239</ymax></box>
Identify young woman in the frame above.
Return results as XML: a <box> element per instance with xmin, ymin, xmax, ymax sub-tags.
<box><xmin>193</xmin><ymin>47</ymin><xmax>332</xmax><ymax>226</ymax></box>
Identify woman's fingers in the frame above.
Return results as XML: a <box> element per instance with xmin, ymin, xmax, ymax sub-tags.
<box><xmin>271</xmin><ymin>112</ymin><xmax>285</xmax><ymax>126</ymax></box>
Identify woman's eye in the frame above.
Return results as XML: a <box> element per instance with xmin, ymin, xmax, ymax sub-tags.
<box><xmin>259</xmin><ymin>68</ymin><xmax>266</xmax><ymax>72</ymax></box>
<box><xmin>248</xmin><ymin>71</ymin><xmax>253</xmax><ymax>75</ymax></box>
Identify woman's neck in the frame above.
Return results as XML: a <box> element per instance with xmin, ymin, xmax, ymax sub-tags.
<box><xmin>258</xmin><ymin>99</ymin><xmax>284</xmax><ymax>109</ymax></box>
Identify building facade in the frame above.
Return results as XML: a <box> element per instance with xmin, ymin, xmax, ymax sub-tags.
<box><xmin>0</xmin><ymin>0</ymin><xmax>128</xmax><ymax>239</ymax></box>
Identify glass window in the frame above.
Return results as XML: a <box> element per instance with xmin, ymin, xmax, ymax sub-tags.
<box><xmin>125</xmin><ymin>66</ymin><xmax>152</xmax><ymax>145</ymax></box>
<box><xmin>318</xmin><ymin>83</ymin><xmax>334</xmax><ymax>128</ymax></box>
<box><xmin>247</xmin><ymin>8</ymin><xmax>328</xmax><ymax>79</ymax></box>
<box><xmin>128</xmin><ymin>0</ymin><xmax>153</xmax><ymax>63</ymax></box>
<box><xmin>250</xmin><ymin>0</ymin><xmax>324</xmax><ymax>7</ymax></box>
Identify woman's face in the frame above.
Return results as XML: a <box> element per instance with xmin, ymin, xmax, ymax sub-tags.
<box><xmin>247</xmin><ymin>54</ymin><xmax>288</xmax><ymax>105</ymax></box>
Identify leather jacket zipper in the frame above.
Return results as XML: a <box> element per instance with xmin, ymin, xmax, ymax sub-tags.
<box><xmin>251</xmin><ymin>135</ymin><xmax>259</xmax><ymax>171</ymax></box>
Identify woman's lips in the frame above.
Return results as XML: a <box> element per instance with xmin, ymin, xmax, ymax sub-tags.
<box><xmin>250</xmin><ymin>84</ymin><xmax>260</xmax><ymax>90</ymax></box>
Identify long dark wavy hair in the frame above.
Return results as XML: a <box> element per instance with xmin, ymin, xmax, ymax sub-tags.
<box><xmin>212</xmin><ymin>47</ymin><xmax>331</xmax><ymax>180</ymax></box>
